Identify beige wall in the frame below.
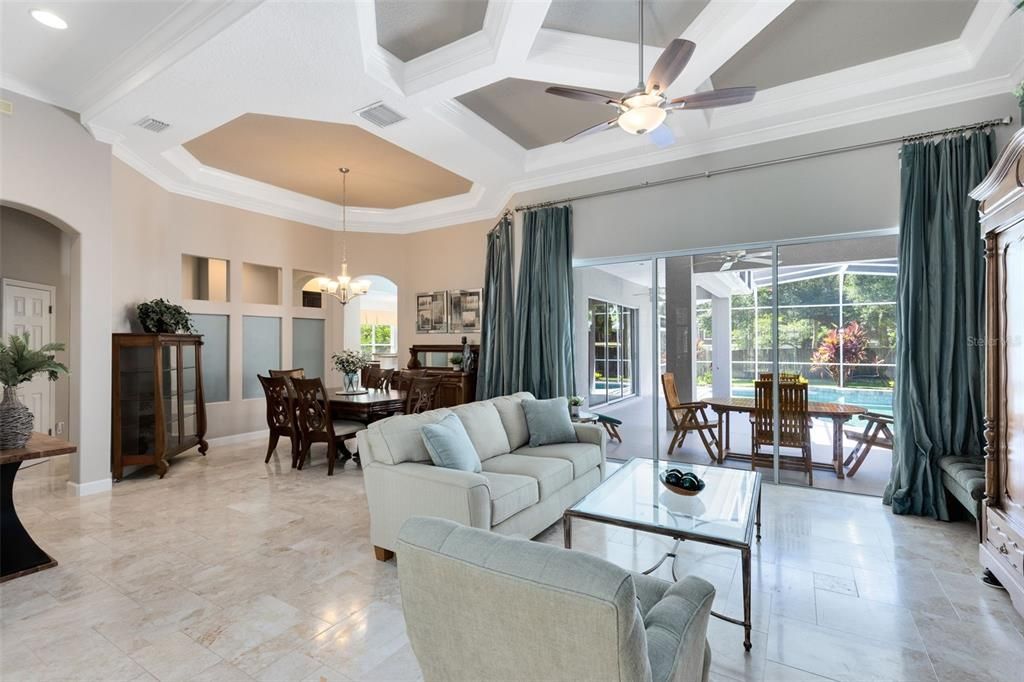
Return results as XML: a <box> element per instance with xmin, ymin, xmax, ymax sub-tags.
<box><xmin>0</xmin><ymin>206</ymin><xmax>72</xmax><ymax>435</ymax></box>
<box><xmin>0</xmin><ymin>89</ymin><xmax>113</xmax><ymax>492</ymax></box>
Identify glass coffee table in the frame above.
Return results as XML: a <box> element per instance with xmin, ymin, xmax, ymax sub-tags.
<box><xmin>564</xmin><ymin>458</ymin><xmax>762</xmax><ymax>651</ymax></box>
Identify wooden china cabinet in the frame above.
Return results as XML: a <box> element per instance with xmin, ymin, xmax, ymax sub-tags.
<box><xmin>970</xmin><ymin>125</ymin><xmax>1024</xmax><ymax>618</ymax></box>
<box><xmin>111</xmin><ymin>333</ymin><xmax>208</xmax><ymax>480</ymax></box>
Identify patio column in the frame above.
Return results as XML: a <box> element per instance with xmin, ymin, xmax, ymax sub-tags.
<box><xmin>711</xmin><ymin>295</ymin><xmax>732</xmax><ymax>398</ymax></box>
<box><xmin>664</xmin><ymin>256</ymin><xmax>697</xmax><ymax>403</ymax></box>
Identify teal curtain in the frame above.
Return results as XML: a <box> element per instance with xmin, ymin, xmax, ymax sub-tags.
<box><xmin>476</xmin><ymin>215</ymin><xmax>515</xmax><ymax>400</ymax></box>
<box><xmin>884</xmin><ymin>131</ymin><xmax>993</xmax><ymax>518</ymax></box>
<box><xmin>512</xmin><ymin>206</ymin><xmax>575</xmax><ymax>399</ymax></box>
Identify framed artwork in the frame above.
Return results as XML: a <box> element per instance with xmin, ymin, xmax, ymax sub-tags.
<box><xmin>448</xmin><ymin>288</ymin><xmax>482</xmax><ymax>333</ymax></box>
<box><xmin>416</xmin><ymin>291</ymin><xmax>448</xmax><ymax>333</ymax></box>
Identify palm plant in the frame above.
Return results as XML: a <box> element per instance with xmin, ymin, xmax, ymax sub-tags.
<box><xmin>0</xmin><ymin>333</ymin><xmax>69</xmax><ymax>388</ymax></box>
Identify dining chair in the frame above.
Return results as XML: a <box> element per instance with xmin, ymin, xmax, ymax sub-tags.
<box><xmin>365</xmin><ymin>367</ymin><xmax>395</xmax><ymax>390</ymax></box>
<box><xmin>843</xmin><ymin>412</ymin><xmax>893</xmax><ymax>477</ymax></box>
<box><xmin>758</xmin><ymin>371</ymin><xmax>802</xmax><ymax>383</ymax></box>
<box><xmin>405</xmin><ymin>376</ymin><xmax>443</xmax><ymax>414</ymax></box>
<box><xmin>291</xmin><ymin>377</ymin><xmax>366</xmax><ymax>475</ymax></box>
<box><xmin>751</xmin><ymin>378</ymin><xmax>812</xmax><ymax>484</ymax></box>
<box><xmin>257</xmin><ymin>375</ymin><xmax>301</xmax><ymax>467</ymax></box>
<box><xmin>269</xmin><ymin>367</ymin><xmax>304</xmax><ymax>397</ymax></box>
<box><xmin>661</xmin><ymin>372</ymin><xmax>719</xmax><ymax>460</ymax></box>
<box><xmin>392</xmin><ymin>369</ymin><xmax>426</xmax><ymax>392</ymax></box>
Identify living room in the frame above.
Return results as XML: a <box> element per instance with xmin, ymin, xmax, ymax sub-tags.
<box><xmin>2</xmin><ymin>1</ymin><xmax>1023</xmax><ymax>681</ymax></box>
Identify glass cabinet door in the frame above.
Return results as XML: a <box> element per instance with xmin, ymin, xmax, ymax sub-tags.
<box><xmin>162</xmin><ymin>341</ymin><xmax>179</xmax><ymax>449</ymax></box>
<box><xmin>181</xmin><ymin>342</ymin><xmax>198</xmax><ymax>438</ymax></box>
<box><xmin>119</xmin><ymin>345</ymin><xmax>156</xmax><ymax>455</ymax></box>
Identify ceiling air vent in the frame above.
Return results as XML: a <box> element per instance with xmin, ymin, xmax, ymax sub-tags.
<box><xmin>356</xmin><ymin>102</ymin><xmax>405</xmax><ymax>128</ymax></box>
<box><xmin>134</xmin><ymin>116</ymin><xmax>171</xmax><ymax>133</ymax></box>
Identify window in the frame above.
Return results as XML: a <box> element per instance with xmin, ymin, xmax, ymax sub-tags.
<box><xmin>588</xmin><ymin>298</ymin><xmax>639</xmax><ymax>406</ymax></box>
<box><xmin>360</xmin><ymin>323</ymin><xmax>394</xmax><ymax>356</ymax></box>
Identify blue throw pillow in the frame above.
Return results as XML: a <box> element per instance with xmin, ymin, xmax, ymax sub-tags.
<box><xmin>522</xmin><ymin>397</ymin><xmax>579</xmax><ymax>447</ymax></box>
<box><xmin>420</xmin><ymin>413</ymin><xmax>482</xmax><ymax>473</ymax></box>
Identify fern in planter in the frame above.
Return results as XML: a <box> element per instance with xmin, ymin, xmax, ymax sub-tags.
<box><xmin>136</xmin><ymin>299</ymin><xmax>196</xmax><ymax>334</ymax></box>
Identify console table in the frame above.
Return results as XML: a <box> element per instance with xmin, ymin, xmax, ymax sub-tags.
<box><xmin>1</xmin><ymin>433</ymin><xmax>76</xmax><ymax>582</ymax></box>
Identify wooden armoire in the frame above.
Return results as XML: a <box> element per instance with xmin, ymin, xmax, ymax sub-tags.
<box><xmin>970</xmin><ymin>125</ymin><xmax>1024</xmax><ymax>617</ymax></box>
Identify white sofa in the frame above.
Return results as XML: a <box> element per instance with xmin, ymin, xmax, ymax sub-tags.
<box><xmin>357</xmin><ymin>392</ymin><xmax>606</xmax><ymax>559</ymax></box>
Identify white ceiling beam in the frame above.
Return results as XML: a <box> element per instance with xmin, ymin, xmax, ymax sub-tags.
<box><xmin>78</xmin><ymin>1</ymin><xmax>263</xmax><ymax>125</ymax></box>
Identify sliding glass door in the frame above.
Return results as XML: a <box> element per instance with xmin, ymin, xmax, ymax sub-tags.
<box><xmin>588</xmin><ymin>298</ymin><xmax>638</xmax><ymax>406</ymax></box>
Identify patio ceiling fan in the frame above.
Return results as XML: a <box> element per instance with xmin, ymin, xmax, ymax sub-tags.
<box><xmin>545</xmin><ymin>0</ymin><xmax>756</xmax><ymax>147</ymax></box>
<box><xmin>716</xmin><ymin>250</ymin><xmax>773</xmax><ymax>271</ymax></box>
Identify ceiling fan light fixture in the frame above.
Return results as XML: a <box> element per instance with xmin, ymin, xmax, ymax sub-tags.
<box><xmin>623</xmin><ymin>92</ymin><xmax>662</xmax><ymax>109</ymax></box>
<box><xmin>618</xmin><ymin>105</ymin><xmax>666</xmax><ymax>135</ymax></box>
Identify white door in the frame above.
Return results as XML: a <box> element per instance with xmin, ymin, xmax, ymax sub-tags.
<box><xmin>2</xmin><ymin>281</ymin><xmax>54</xmax><ymax>434</ymax></box>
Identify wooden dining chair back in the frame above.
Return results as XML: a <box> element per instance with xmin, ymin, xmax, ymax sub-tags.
<box><xmin>751</xmin><ymin>378</ymin><xmax>812</xmax><ymax>483</ymax></box>
<box><xmin>392</xmin><ymin>369</ymin><xmax>426</xmax><ymax>392</ymax></box>
<box><xmin>291</xmin><ymin>377</ymin><xmax>364</xmax><ymax>475</ymax></box>
<box><xmin>758</xmin><ymin>372</ymin><xmax>801</xmax><ymax>383</ymax></box>
<box><xmin>660</xmin><ymin>372</ymin><xmax>719</xmax><ymax>461</ymax></box>
<box><xmin>258</xmin><ymin>375</ymin><xmax>300</xmax><ymax>467</ymax></box>
<box><xmin>269</xmin><ymin>367</ymin><xmax>304</xmax><ymax>397</ymax></box>
<box><xmin>406</xmin><ymin>376</ymin><xmax>443</xmax><ymax>414</ymax></box>
<box><xmin>365</xmin><ymin>367</ymin><xmax>395</xmax><ymax>390</ymax></box>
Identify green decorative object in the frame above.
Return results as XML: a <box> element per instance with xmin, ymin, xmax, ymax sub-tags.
<box><xmin>136</xmin><ymin>298</ymin><xmax>196</xmax><ymax>334</ymax></box>
<box><xmin>0</xmin><ymin>333</ymin><xmax>69</xmax><ymax>449</ymax></box>
<box><xmin>332</xmin><ymin>349</ymin><xmax>371</xmax><ymax>393</ymax></box>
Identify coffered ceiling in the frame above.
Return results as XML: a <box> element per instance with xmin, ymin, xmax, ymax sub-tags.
<box><xmin>1</xmin><ymin>0</ymin><xmax>1019</xmax><ymax>234</ymax></box>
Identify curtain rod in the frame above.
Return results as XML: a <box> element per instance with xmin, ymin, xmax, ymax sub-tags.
<box><xmin>513</xmin><ymin>115</ymin><xmax>1013</xmax><ymax>213</ymax></box>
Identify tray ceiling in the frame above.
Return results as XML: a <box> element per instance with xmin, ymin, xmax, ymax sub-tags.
<box><xmin>183</xmin><ymin>114</ymin><xmax>473</xmax><ymax>209</ymax></box>
<box><xmin>2</xmin><ymin>0</ymin><xmax>1016</xmax><ymax>233</ymax></box>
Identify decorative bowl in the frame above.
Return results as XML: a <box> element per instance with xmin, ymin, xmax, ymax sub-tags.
<box><xmin>659</xmin><ymin>470</ymin><xmax>706</xmax><ymax>496</ymax></box>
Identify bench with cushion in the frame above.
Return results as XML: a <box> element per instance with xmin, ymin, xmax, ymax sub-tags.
<box><xmin>938</xmin><ymin>455</ymin><xmax>986</xmax><ymax>540</ymax></box>
<box><xmin>358</xmin><ymin>392</ymin><xmax>606</xmax><ymax>559</ymax></box>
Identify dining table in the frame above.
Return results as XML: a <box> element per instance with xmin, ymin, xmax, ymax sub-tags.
<box><xmin>326</xmin><ymin>387</ymin><xmax>407</xmax><ymax>424</ymax></box>
<box><xmin>702</xmin><ymin>396</ymin><xmax>867</xmax><ymax>479</ymax></box>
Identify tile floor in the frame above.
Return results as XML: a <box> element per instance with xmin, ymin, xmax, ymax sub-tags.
<box><xmin>2</xmin><ymin>439</ymin><xmax>1022</xmax><ymax>682</ymax></box>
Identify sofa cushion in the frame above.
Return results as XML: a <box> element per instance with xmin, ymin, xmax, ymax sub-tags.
<box><xmin>512</xmin><ymin>442</ymin><xmax>603</xmax><ymax>480</ymax></box>
<box><xmin>487</xmin><ymin>392</ymin><xmax>535</xmax><ymax>451</ymax></box>
<box><xmin>522</xmin><ymin>397</ymin><xmax>578</xmax><ymax>447</ymax></box>
<box><xmin>481</xmin><ymin>472</ymin><xmax>538</xmax><ymax>525</ymax></box>
<box><xmin>421</xmin><ymin>414</ymin><xmax>482</xmax><ymax>473</ymax></box>
<box><xmin>364</xmin><ymin>408</ymin><xmax>453</xmax><ymax>465</ymax></box>
<box><xmin>450</xmin><ymin>402</ymin><xmax>511</xmax><ymax>460</ymax></box>
<box><xmin>482</xmin><ymin>454</ymin><xmax>573</xmax><ymax>501</ymax></box>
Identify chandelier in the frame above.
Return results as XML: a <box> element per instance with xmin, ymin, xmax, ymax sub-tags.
<box><xmin>320</xmin><ymin>167</ymin><xmax>370</xmax><ymax>305</ymax></box>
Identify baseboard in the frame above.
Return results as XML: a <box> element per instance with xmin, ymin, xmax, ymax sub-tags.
<box><xmin>67</xmin><ymin>477</ymin><xmax>113</xmax><ymax>497</ymax></box>
<box><xmin>206</xmin><ymin>429</ymin><xmax>268</xmax><ymax>447</ymax></box>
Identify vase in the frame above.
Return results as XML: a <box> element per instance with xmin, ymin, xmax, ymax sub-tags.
<box><xmin>343</xmin><ymin>372</ymin><xmax>360</xmax><ymax>393</ymax></box>
<box><xmin>0</xmin><ymin>386</ymin><xmax>33</xmax><ymax>449</ymax></box>
<box><xmin>570</xmin><ymin>405</ymin><xmax>580</xmax><ymax>418</ymax></box>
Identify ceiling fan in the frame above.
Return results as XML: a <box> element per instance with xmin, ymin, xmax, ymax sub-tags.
<box><xmin>546</xmin><ymin>0</ymin><xmax>756</xmax><ymax>147</ymax></box>
<box><xmin>716</xmin><ymin>250</ymin><xmax>773</xmax><ymax>271</ymax></box>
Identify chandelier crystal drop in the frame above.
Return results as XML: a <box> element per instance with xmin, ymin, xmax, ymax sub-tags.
<box><xmin>320</xmin><ymin>167</ymin><xmax>371</xmax><ymax>305</ymax></box>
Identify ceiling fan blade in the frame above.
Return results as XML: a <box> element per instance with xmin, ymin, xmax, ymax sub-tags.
<box><xmin>563</xmin><ymin>118</ymin><xmax>618</xmax><ymax>143</ymax></box>
<box><xmin>667</xmin><ymin>86</ymin><xmax>756</xmax><ymax>110</ymax></box>
<box><xmin>545</xmin><ymin>86</ymin><xmax>619</xmax><ymax>105</ymax></box>
<box><xmin>645</xmin><ymin>39</ymin><xmax>695</xmax><ymax>94</ymax></box>
<box><xmin>648</xmin><ymin>125</ymin><xmax>674</xmax><ymax>149</ymax></box>
<box><xmin>743</xmin><ymin>257</ymin><xmax>773</xmax><ymax>265</ymax></box>
<box><xmin>719</xmin><ymin>261</ymin><xmax>733</xmax><ymax>272</ymax></box>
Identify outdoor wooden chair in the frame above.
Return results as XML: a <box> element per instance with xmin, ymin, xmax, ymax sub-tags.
<box><xmin>661</xmin><ymin>372</ymin><xmax>719</xmax><ymax>460</ymax></box>
<box><xmin>759</xmin><ymin>371</ymin><xmax>802</xmax><ymax>383</ymax></box>
<box><xmin>751</xmin><ymin>378</ymin><xmax>812</xmax><ymax>484</ymax></box>
<box><xmin>291</xmin><ymin>377</ymin><xmax>366</xmax><ymax>475</ymax></box>
<box><xmin>594</xmin><ymin>413</ymin><xmax>623</xmax><ymax>443</ymax></box>
<box><xmin>257</xmin><ymin>375</ymin><xmax>301</xmax><ymax>467</ymax></box>
<box><xmin>365</xmin><ymin>367</ymin><xmax>395</xmax><ymax>390</ymax></box>
<box><xmin>843</xmin><ymin>412</ymin><xmax>894</xmax><ymax>477</ymax></box>
<box><xmin>405</xmin><ymin>376</ymin><xmax>443</xmax><ymax>414</ymax></box>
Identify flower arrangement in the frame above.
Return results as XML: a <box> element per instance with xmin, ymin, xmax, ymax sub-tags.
<box><xmin>137</xmin><ymin>298</ymin><xmax>195</xmax><ymax>334</ymax></box>
<box><xmin>568</xmin><ymin>395</ymin><xmax>585</xmax><ymax>407</ymax></box>
<box><xmin>332</xmin><ymin>349</ymin><xmax>371</xmax><ymax>375</ymax></box>
<box><xmin>0</xmin><ymin>333</ymin><xmax>69</xmax><ymax>388</ymax></box>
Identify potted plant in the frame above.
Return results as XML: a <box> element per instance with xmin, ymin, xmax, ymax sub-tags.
<box><xmin>449</xmin><ymin>353</ymin><xmax>464</xmax><ymax>372</ymax></box>
<box><xmin>136</xmin><ymin>298</ymin><xmax>196</xmax><ymax>334</ymax></box>
<box><xmin>0</xmin><ymin>333</ymin><xmax>69</xmax><ymax>448</ymax></box>
<box><xmin>568</xmin><ymin>395</ymin><xmax>585</xmax><ymax>418</ymax></box>
<box><xmin>333</xmin><ymin>349</ymin><xmax>371</xmax><ymax>393</ymax></box>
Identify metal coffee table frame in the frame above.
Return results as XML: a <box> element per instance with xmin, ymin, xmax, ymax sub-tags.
<box><xmin>563</xmin><ymin>467</ymin><xmax>762</xmax><ymax>652</ymax></box>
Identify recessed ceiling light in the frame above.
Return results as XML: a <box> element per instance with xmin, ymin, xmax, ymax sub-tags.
<box><xmin>30</xmin><ymin>9</ymin><xmax>68</xmax><ymax>30</ymax></box>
